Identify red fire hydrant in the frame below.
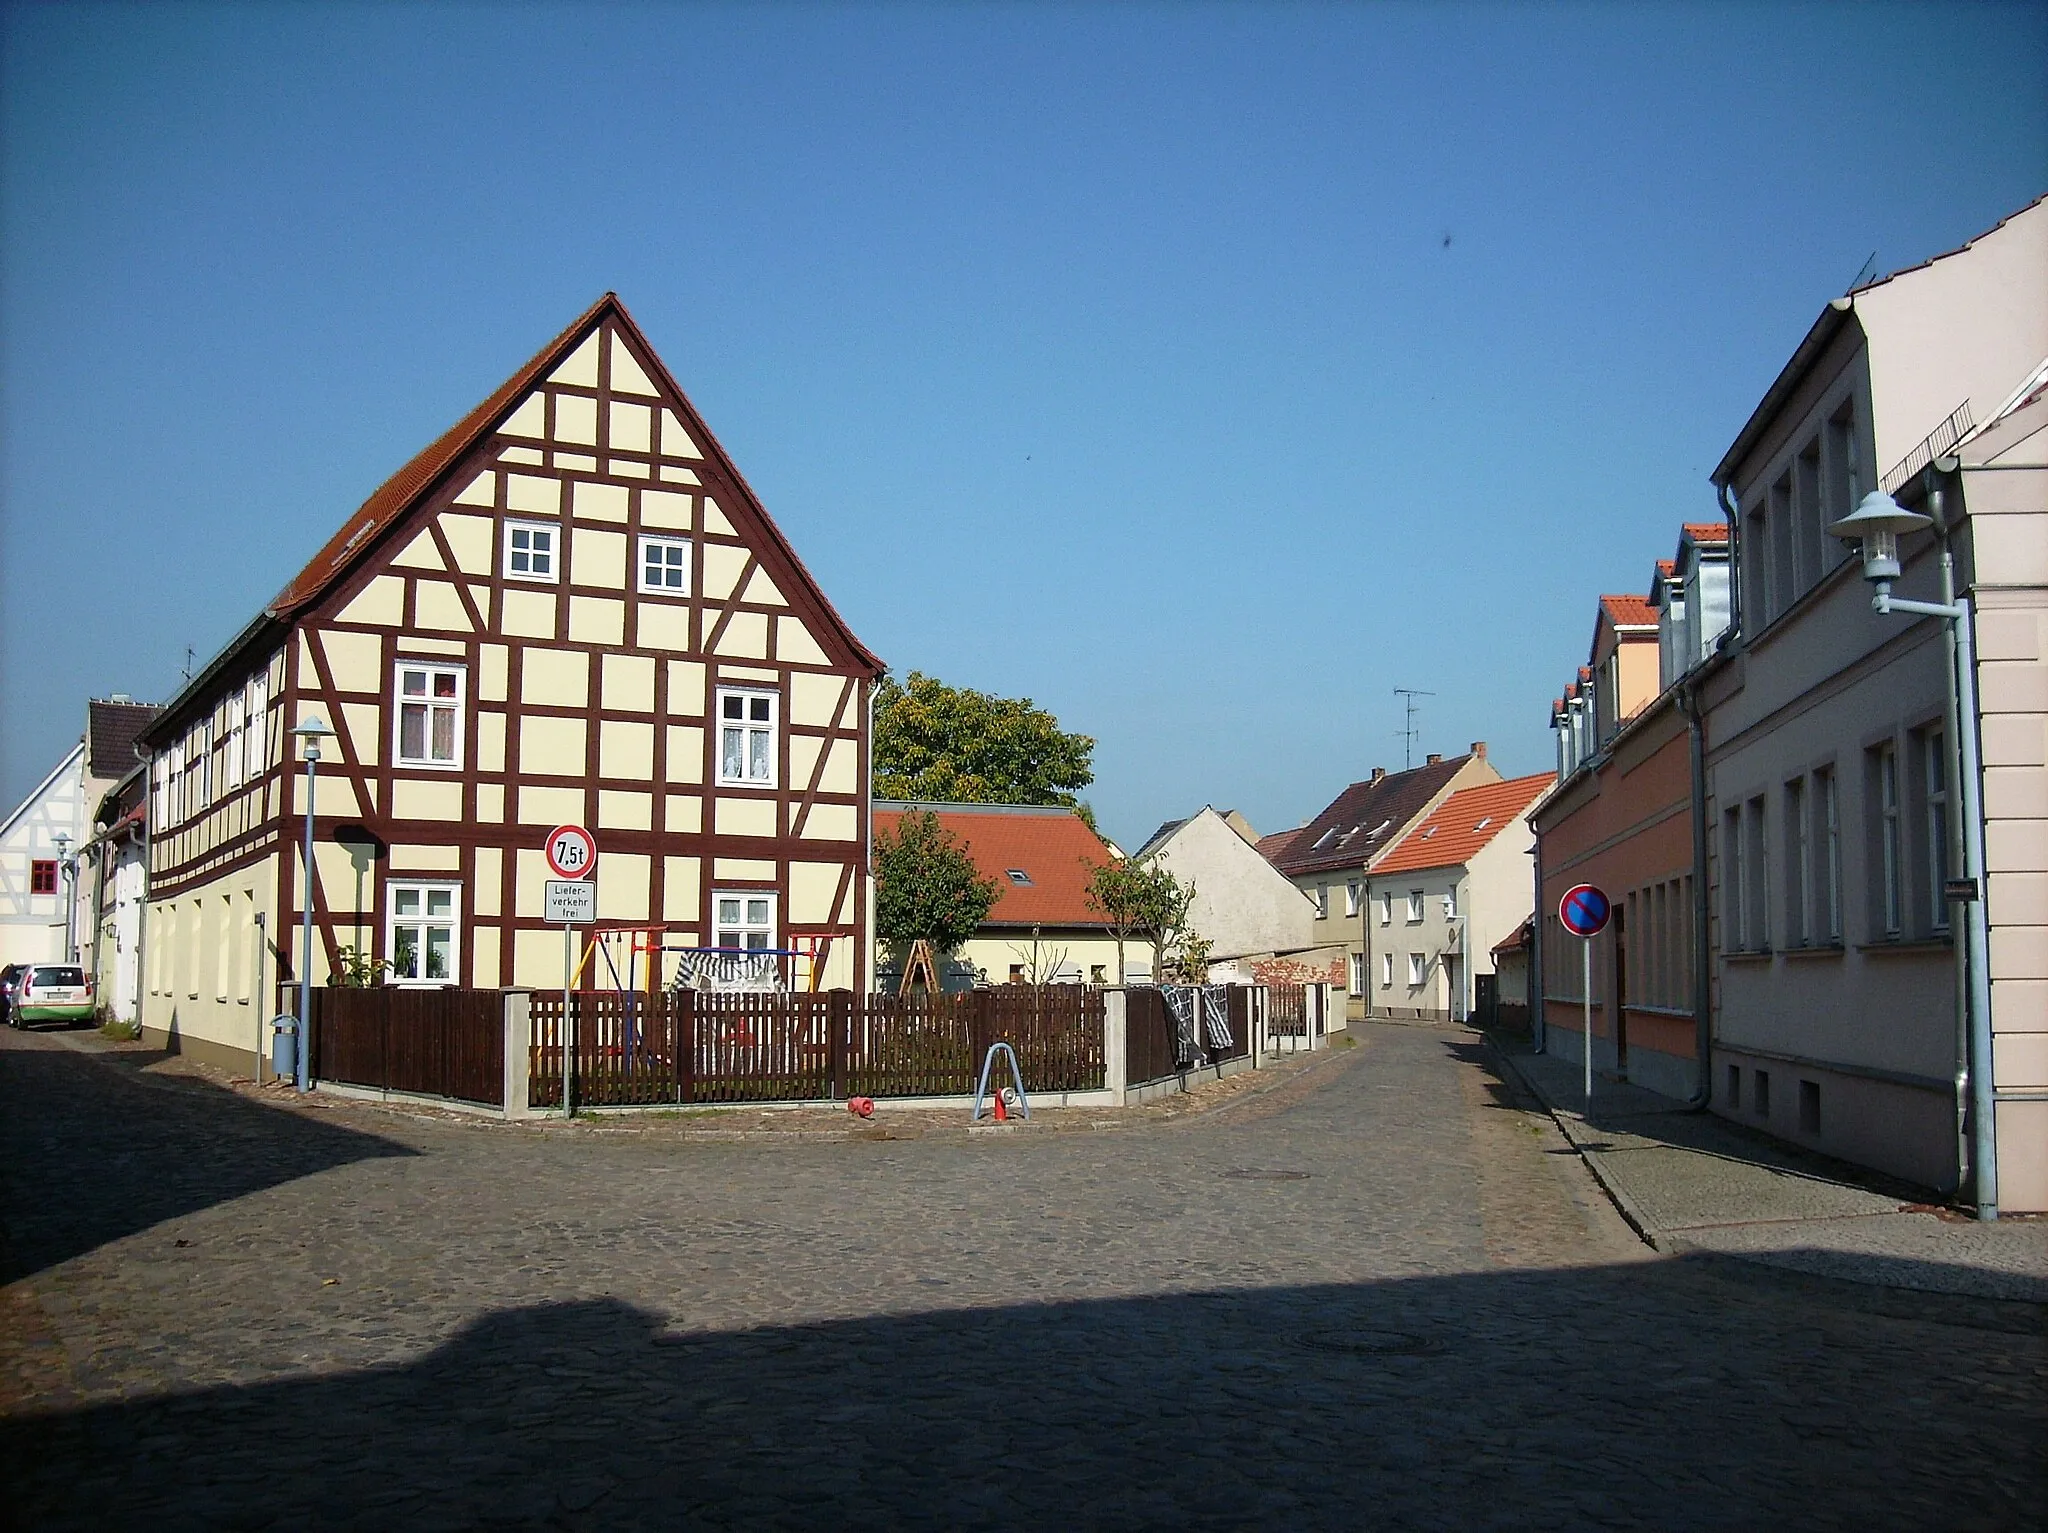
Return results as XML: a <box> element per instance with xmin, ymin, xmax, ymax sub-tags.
<box><xmin>847</xmin><ymin>1096</ymin><xmax>875</xmax><ymax>1119</ymax></box>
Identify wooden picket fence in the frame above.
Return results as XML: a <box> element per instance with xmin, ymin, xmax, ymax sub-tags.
<box><xmin>1122</xmin><ymin>985</ymin><xmax>1254</xmax><ymax>1089</ymax></box>
<box><xmin>528</xmin><ymin>985</ymin><xmax>1107</xmax><ymax>1110</ymax></box>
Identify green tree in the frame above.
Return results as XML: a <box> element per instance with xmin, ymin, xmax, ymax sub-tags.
<box><xmin>1084</xmin><ymin>860</ymin><xmax>1198</xmax><ymax>986</ymax></box>
<box><xmin>873</xmin><ymin>809</ymin><xmax>1002</xmax><ymax>954</ymax></box>
<box><xmin>874</xmin><ymin>671</ymin><xmax>1095</xmax><ymax>809</ymax></box>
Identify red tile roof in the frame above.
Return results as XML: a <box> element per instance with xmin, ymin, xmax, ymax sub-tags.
<box><xmin>1600</xmin><ymin>593</ymin><xmax>1658</xmax><ymax>629</ymax></box>
<box><xmin>874</xmin><ymin>803</ymin><xmax>1114</xmax><ymax>928</ymax></box>
<box><xmin>1255</xmin><ymin>827</ymin><xmax>1306</xmax><ymax>864</ymax></box>
<box><xmin>1682</xmin><ymin>522</ymin><xmax>1730</xmax><ymax>544</ymax></box>
<box><xmin>1655</xmin><ymin>558</ymin><xmax>1676</xmax><ymax>575</ymax></box>
<box><xmin>1370</xmin><ymin>773</ymin><xmax>1554</xmax><ymax>876</ymax></box>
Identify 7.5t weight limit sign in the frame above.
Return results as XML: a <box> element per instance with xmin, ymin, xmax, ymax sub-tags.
<box><xmin>545</xmin><ymin>824</ymin><xmax>597</xmax><ymax>880</ymax></box>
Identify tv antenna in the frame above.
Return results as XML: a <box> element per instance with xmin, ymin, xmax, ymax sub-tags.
<box><xmin>1394</xmin><ymin>687</ymin><xmax>1435</xmax><ymax>770</ymax></box>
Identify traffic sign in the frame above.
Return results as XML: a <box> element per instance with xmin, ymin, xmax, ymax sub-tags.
<box><xmin>545</xmin><ymin>879</ymin><xmax>595</xmax><ymax>924</ymax></box>
<box><xmin>1559</xmin><ymin>883</ymin><xmax>1611</xmax><ymax>939</ymax></box>
<box><xmin>545</xmin><ymin>824</ymin><xmax>597</xmax><ymax>880</ymax></box>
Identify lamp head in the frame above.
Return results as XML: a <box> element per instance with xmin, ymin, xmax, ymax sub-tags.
<box><xmin>1827</xmin><ymin>491</ymin><xmax>1932</xmax><ymax>584</ymax></box>
<box><xmin>292</xmin><ymin>715</ymin><xmax>335</xmax><ymax>762</ymax></box>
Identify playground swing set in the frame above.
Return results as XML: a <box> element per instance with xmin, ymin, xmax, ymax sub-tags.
<box><xmin>563</xmin><ymin>926</ymin><xmax>846</xmax><ymax>1056</ymax></box>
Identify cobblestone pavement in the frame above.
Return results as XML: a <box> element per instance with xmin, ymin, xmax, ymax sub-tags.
<box><xmin>2</xmin><ymin>1021</ymin><xmax>2042</xmax><ymax>1530</ymax></box>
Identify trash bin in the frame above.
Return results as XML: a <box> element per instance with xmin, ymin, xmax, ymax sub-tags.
<box><xmin>271</xmin><ymin>1014</ymin><xmax>299</xmax><ymax>1080</ymax></box>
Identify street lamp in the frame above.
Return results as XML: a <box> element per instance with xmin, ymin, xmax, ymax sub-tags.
<box><xmin>1827</xmin><ymin>490</ymin><xmax>1998</xmax><ymax>1220</ymax></box>
<box><xmin>52</xmin><ymin>830</ymin><xmax>76</xmax><ymax>964</ymax></box>
<box><xmin>290</xmin><ymin>715</ymin><xmax>336</xmax><ymax>1092</ymax></box>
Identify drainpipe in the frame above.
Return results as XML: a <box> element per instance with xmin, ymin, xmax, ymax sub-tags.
<box><xmin>1926</xmin><ymin>470</ymin><xmax>1971</xmax><ymax>1197</ymax></box>
<box><xmin>1716</xmin><ymin>480</ymin><xmax>1743</xmax><ymax>649</ymax></box>
<box><xmin>1530</xmin><ymin>833</ymin><xmax>1545</xmax><ymax>1051</ymax></box>
<box><xmin>1676</xmin><ymin>677</ymin><xmax>1712</xmax><ymax>1109</ymax></box>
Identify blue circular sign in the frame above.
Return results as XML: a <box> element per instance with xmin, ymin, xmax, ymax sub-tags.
<box><xmin>1559</xmin><ymin>883</ymin><xmax>1611</xmax><ymax>939</ymax></box>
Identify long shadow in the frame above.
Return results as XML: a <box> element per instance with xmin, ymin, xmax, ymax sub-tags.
<box><xmin>0</xmin><ymin>1040</ymin><xmax>415</xmax><ymax>1283</ymax></box>
<box><xmin>2</xmin><ymin>1257</ymin><xmax>2042</xmax><ymax>1530</ymax></box>
<box><xmin>1459</xmin><ymin>1031</ymin><xmax>1936</xmax><ymax>1200</ymax></box>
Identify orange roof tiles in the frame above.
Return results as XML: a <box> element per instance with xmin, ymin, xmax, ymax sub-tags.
<box><xmin>1682</xmin><ymin>522</ymin><xmax>1730</xmax><ymax>544</ymax></box>
<box><xmin>1600</xmin><ymin>593</ymin><xmax>1658</xmax><ymax>628</ymax></box>
<box><xmin>1370</xmin><ymin>773</ymin><xmax>1555</xmax><ymax>876</ymax></box>
<box><xmin>874</xmin><ymin>803</ymin><xmax>1114</xmax><ymax>927</ymax></box>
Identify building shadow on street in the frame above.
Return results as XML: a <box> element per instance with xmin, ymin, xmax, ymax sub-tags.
<box><xmin>0</xmin><ymin>1041</ymin><xmax>414</xmax><ymax>1283</ymax></box>
<box><xmin>3</xmin><ymin>1256</ymin><xmax>2042</xmax><ymax>1531</ymax></box>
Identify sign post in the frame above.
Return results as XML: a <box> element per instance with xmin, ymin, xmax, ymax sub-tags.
<box><xmin>1558</xmin><ymin>883</ymin><xmax>1611</xmax><ymax>1108</ymax></box>
<box><xmin>545</xmin><ymin>826</ymin><xmax>598</xmax><ymax>1117</ymax></box>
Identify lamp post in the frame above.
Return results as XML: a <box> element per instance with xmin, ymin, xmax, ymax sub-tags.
<box><xmin>291</xmin><ymin>716</ymin><xmax>336</xmax><ymax>1093</ymax></box>
<box><xmin>52</xmin><ymin>830</ymin><xmax>76</xmax><ymax>963</ymax></box>
<box><xmin>1827</xmin><ymin>491</ymin><xmax>1998</xmax><ymax>1220</ymax></box>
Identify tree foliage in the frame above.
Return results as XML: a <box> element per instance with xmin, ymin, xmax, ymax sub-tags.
<box><xmin>1084</xmin><ymin>859</ymin><xmax>1199</xmax><ymax>984</ymax></box>
<box><xmin>874</xmin><ymin>671</ymin><xmax>1095</xmax><ymax>809</ymax></box>
<box><xmin>873</xmin><ymin>809</ymin><xmax>1001</xmax><ymax>951</ymax></box>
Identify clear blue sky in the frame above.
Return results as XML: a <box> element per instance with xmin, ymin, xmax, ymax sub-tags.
<box><xmin>4</xmin><ymin>2</ymin><xmax>2044</xmax><ymax>849</ymax></box>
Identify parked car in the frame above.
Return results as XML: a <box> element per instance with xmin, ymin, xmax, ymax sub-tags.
<box><xmin>13</xmin><ymin>964</ymin><xmax>94</xmax><ymax>1027</ymax></box>
<box><xmin>0</xmin><ymin>963</ymin><xmax>25</xmax><ymax>1026</ymax></box>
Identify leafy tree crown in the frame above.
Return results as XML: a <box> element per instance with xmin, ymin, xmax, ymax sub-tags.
<box><xmin>873</xmin><ymin>809</ymin><xmax>1002</xmax><ymax>950</ymax></box>
<box><xmin>874</xmin><ymin>671</ymin><xmax>1095</xmax><ymax>807</ymax></box>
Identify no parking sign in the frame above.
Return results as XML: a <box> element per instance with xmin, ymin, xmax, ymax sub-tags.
<box><xmin>1558</xmin><ymin>883</ymin><xmax>1610</xmax><ymax>1102</ymax></box>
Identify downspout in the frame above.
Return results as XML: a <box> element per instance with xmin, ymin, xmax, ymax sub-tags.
<box><xmin>1530</xmin><ymin>831</ymin><xmax>1545</xmax><ymax>1051</ymax></box>
<box><xmin>134</xmin><ymin>746</ymin><xmax>152</xmax><ymax>1036</ymax></box>
<box><xmin>1716</xmin><ymin>481</ymin><xmax>1743</xmax><ymax>647</ymax></box>
<box><xmin>1927</xmin><ymin>466</ymin><xmax>1972</xmax><ymax>1198</ymax></box>
<box><xmin>1677</xmin><ymin>678</ymin><xmax>1712</xmax><ymax>1109</ymax></box>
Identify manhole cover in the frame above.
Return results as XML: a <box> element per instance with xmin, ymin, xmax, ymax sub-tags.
<box><xmin>1222</xmin><ymin>1168</ymin><xmax>1311</xmax><ymax>1181</ymax></box>
<box><xmin>1295</xmin><ymin>1329</ymin><xmax>1444</xmax><ymax>1357</ymax></box>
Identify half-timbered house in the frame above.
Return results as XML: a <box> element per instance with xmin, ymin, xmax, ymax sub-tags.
<box><xmin>135</xmin><ymin>295</ymin><xmax>882</xmax><ymax>1074</ymax></box>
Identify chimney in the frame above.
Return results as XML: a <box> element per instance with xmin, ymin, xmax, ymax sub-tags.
<box><xmin>1471</xmin><ymin>740</ymin><xmax>1487</xmax><ymax>758</ymax></box>
<box><xmin>1425</xmin><ymin>752</ymin><xmax>1442</xmax><ymax>765</ymax></box>
<box><xmin>1370</xmin><ymin>766</ymin><xmax>1386</xmax><ymax>783</ymax></box>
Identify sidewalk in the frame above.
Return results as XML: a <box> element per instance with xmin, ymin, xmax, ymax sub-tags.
<box><xmin>1492</xmin><ymin>1037</ymin><xmax>2048</xmax><ymax>1305</ymax></box>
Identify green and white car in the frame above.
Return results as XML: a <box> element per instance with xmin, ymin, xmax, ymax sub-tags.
<box><xmin>13</xmin><ymin>964</ymin><xmax>94</xmax><ymax>1026</ymax></box>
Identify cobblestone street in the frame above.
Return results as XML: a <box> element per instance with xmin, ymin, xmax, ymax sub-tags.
<box><xmin>2</xmin><ymin>1021</ymin><xmax>2042</xmax><ymax>1530</ymax></box>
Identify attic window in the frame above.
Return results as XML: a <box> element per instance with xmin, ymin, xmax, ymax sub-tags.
<box><xmin>1006</xmin><ymin>869</ymin><xmax>1033</xmax><ymax>886</ymax></box>
<box><xmin>1311</xmin><ymin>829</ymin><xmax>1339</xmax><ymax>851</ymax></box>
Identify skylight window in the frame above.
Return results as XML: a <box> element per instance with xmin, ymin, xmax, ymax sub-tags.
<box><xmin>1473</xmin><ymin>816</ymin><xmax>1493</xmax><ymax>831</ymax></box>
<box><xmin>1006</xmin><ymin>869</ymin><xmax>1033</xmax><ymax>886</ymax></box>
<box><xmin>1420</xmin><ymin>827</ymin><xmax>1437</xmax><ymax>839</ymax></box>
<box><xmin>1312</xmin><ymin>829</ymin><xmax>1339</xmax><ymax>851</ymax></box>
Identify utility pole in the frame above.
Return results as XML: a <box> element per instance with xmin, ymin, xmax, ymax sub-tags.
<box><xmin>1394</xmin><ymin>687</ymin><xmax>1435</xmax><ymax>770</ymax></box>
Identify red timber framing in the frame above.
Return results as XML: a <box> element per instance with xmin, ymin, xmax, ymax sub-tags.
<box><xmin>137</xmin><ymin>295</ymin><xmax>882</xmax><ymax>1019</ymax></box>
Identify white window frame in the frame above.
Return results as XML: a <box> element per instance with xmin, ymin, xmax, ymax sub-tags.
<box><xmin>1408</xmin><ymin>952</ymin><xmax>1426</xmax><ymax>987</ymax></box>
<box><xmin>1406</xmin><ymin>889</ymin><xmax>1425</xmax><ymax>924</ymax></box>
<box><xmin>1344</xmin><ymin>880</ymin><xmax>1362</xmax><ymax>918</ymax></box>
<box><xmin>712</xmin><ymin>890</ymin><xmax>777</xmax><ymax>953</ymax></box>
<box><xmin>1877</xmin><ymin>743</ymin><xmax>1902</xmax><ymax>938</ymax></box>
<box><xmin>387</xmin><ymin>881</ymin><xmax>461</xmax><ymax>986</ymax></box>
<box><xmin>1379</xmin><ymin>891</ymin><xmax>1393</xmax><ymax>926</ymax></box>
<box><xmin>1923</xmin><ymin>728</ymin><xmax>1949</xmax><ymax>933</ymax></box>
<box><xmin>224</xmin><ymin>692</ymin><xmax>246</xmax><ymax>792</ymax></box>
<box><xmin>1816</xmin><ymin>765</ymin><xmax>1841</xmax><ymax>942</ymax></box>
<box><xmin>638</xmin><ymin>534</ymin><xmax>692</xmax><ymax>597</ymax></box>
<box><xmin>504</xmin><ymin>520</ymin><xmax>559</xmax><ymax>583</ymax></box>
<box><xmin>716</xmin><ymin>687</ymin><xmax>778</xmax><ymax>788</ymax></box>
<box><xmin>395</xmin><ymin>662</ymin><xmax>466</xmax><ymax>770</ymax></box>
<box><xmin>1348</xmin><ymin>952</ymin><xmax>1365</xmax><ymax>995</ymax></box>
<box><xmin>246</xmin><ymin>674</ymin><xmax>269</xmax><ymax>782</ymax></box>
<box><xmin>1313</xmin><ymin>884</ymin><xmax>1328</xmax><ymax>918</ymax></box>
<box><xmin>1380</xmin><ymin>951</ymin><xmax>1394</xmax><ymax>988</ymax></box>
